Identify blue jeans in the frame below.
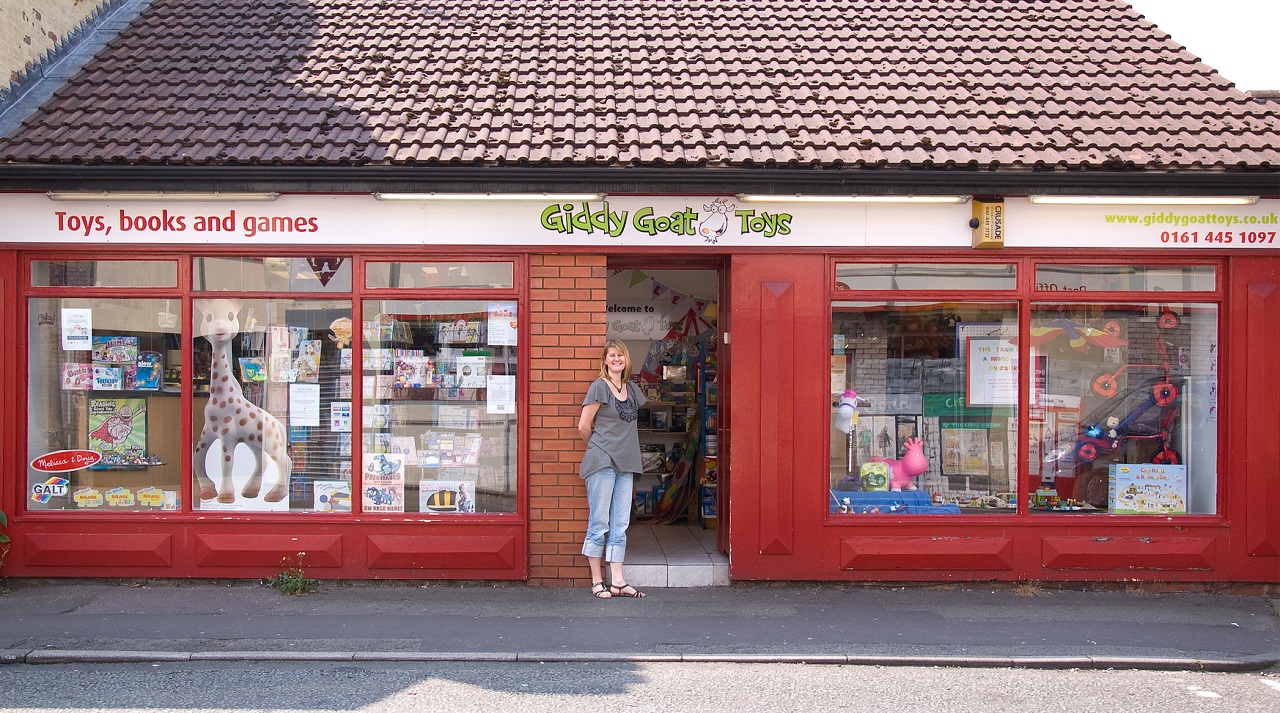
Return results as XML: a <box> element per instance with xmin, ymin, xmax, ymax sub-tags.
<box><xmin>581</xmin><ymin>466</ymin><xmax>634</xmax><ymax>562</ymax></box>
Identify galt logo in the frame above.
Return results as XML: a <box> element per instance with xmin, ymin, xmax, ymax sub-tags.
<box><xmin>32</xmin><ymin>476</ymin><xmax>70</xmax><ymax>502</ymax></box>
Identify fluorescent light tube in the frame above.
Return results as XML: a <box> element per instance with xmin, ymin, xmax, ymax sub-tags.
<box><xmin>736</xmin><ymin>194</ymin><xmax>970</xmax><ymax>204</ymax></box>
<box><xmin>374</xmin><ymin>192</ymin><xmax>605</xmax><ymax>201</ymax></box>
<box><xmin>1028</xmin><ymin>195</ymin><xmax>1259</xmax><ymax>206</ymax></box>
<box><xmin>46</xmin><ymin>191</ymin><xmax>279</xmax><ymax>201</ymax></box>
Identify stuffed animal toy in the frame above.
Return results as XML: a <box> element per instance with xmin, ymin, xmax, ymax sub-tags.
<box><xmin>869</xmin><ymin>437</ymin><xmax>928</xmax><ymax>491</ymax></box>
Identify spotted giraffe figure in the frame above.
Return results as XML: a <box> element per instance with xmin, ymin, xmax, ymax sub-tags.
<box><xmin>193</xmin><ymin>299</ymin><xmax>292</xmax><ymax>503</ymax></box>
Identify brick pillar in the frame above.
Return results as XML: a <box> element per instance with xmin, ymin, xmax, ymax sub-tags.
<box><xmin>527</xmin><ymin>254</ymin><xmax>607</xmax><ymax>586</ymax></box>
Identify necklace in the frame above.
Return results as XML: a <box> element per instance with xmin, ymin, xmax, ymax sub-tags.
<box><xmin>607</xmin><ymin>376</ymin><xmax>626</xmax><ymax>395</ymax></box>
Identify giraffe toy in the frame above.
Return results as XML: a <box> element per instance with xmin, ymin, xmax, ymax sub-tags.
<box><xmin>193</xmin><ymin>299</ymin><xmax>293</xmax><ymax>503</ymax></box>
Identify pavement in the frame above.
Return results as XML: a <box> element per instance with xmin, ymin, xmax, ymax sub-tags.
<box><xmin>0</xmin><ymin>578</ymin><xmax>1277</xmax><ymax>671</ymax></box>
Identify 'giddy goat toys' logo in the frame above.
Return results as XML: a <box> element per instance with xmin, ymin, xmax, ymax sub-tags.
<box><xmin>539</xmin><ymin>198</ymin><xmax>791</xmax><ymax>242</ymax></box>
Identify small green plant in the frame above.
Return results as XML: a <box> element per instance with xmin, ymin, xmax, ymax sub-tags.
<box><xmin>267</xmin><ymin>551</ymin><xmax>321</xmax><ymax>595</ymax></box>
<box><xmin>0</xmin><ymin>509</ymin><xmax>10</xmax><ymax>571</ymax></box>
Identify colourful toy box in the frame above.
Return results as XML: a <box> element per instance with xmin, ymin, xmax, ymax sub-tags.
<box><xmin>1108</xmin><ymin>463</ymin><xmax>1187</xmax><ymax>514</ymax></box>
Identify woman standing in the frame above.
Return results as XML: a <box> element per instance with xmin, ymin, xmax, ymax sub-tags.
<box><xmin>577</xmin><ymin>339</ymin><xmax>648</xmax><ymax>598</ymax></box>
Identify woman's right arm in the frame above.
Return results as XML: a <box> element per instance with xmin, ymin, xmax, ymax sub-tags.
<box><xmin>578</xmin><ymin>402</ymin><xmax>601</xmax><ymax>444</ymax></box>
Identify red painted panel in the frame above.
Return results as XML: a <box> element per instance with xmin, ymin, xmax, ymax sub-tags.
<box><xmin>195</xmin><ymin>533</ymin><xmax>343</xmax><ymax>567</ymax></box>
<box><xmin>367</xmin><ymin>534</ymin><xmax>516</xmax><ymax>569</ymax></box>
<box><xmin>1042</xmin><ymin>536</ymin><xmax>1215</xmax><ymax>570</ymax></box>
<box><xmin>839</xmin><ymin>536</ymin><xmax>1014</xmax><ymax>571</ymax></box>
<box><xmin>24</xmin><ymin>532</ymin><xmax>171</xmax><ymax>567</ymax></box>
<box><xmin>1240</xmin><ymin>271</ymin><xmax>1280</xmax><ymax>557</ymax></box>
<box><xmin>728</xmin><ymin>254</ymin><xmax>828</xmax><ymax>579</ymax></box>
<box><xmin>757</xmin><ymin>280</ymin><xmax>795</xmax><ymax>555</ymax></box>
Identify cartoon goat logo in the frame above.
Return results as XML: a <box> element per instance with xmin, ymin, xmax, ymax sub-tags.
<box><xmin>698</xmin><ymin>198</ymin><xmax>735</xmax><ymax>243</ymax></box>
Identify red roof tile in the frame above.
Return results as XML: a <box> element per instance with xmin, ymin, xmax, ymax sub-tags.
<box><xmin>0</xmin><ymin>0</ymin><xmax>1277</xmax><ymax>171</ymax></box>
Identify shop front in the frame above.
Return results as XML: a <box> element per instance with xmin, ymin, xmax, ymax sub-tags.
<box><xmin>1</xmin><ymin>192</ymin><xmax>1278</xmax><ymax>584</ymax></box>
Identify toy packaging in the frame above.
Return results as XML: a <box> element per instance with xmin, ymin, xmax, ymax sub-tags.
<box><xmin>1108</xmin><ymin>463</ymin><xmax>1187</xmax><ymax>514</ymax></box>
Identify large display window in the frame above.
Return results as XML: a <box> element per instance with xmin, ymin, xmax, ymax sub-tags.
<box><xmin>191</xmin><ymin>296</ymin><xmax>352</xmax><ymax>512</ymax></box>
<box><xmin>26</xmin><ymin>255</ymin><xmax>522</xmax><ymax>518</ymax></box>
<box><xmin>828</xmin><ymin>260</ymin><xmax>1220</xmax><ymax>517</ymax></box>
<box><xmin>1030</xmin><ymin>303</ymin><xmax>1218</xmax><ymax>515</ymax></box>
<box><xmin>27</xmin><ymin>259</ymin><xmax>183</xmax><ymax>511</ymax></box>
<box><xmin>830</xmin><ymin>301</ymin><xmax>1020</xmax><ymax>514</ymax></box>
<box><xmin>359</xmin><ymin>299</ymin><xmax>518</xmax><ymax>514</ymax></box>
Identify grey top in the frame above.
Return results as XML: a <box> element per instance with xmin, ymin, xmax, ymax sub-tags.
<box><xmin>579</xmin><ymin>378</ymin><xmax>647</xmax><ymax>478</ymax></box>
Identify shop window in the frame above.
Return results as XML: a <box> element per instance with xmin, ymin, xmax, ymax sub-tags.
<box><xmin>360</xmin><ymin>300</ymin><xmax>518</xmax><ymax>514</ymax></box>
<box><xmin>191</xmin><ymin>298</ymin><xmax>352</xmax><ymax>512</ymax></box>
<box><xmin>1035</xmin><ymin>265</ymin><xmax>1215</xmax><ymax>292</ymax></box>
<box><xmin>27</xmin><ymin>297</ymin><xmax>183</xmax><ymax>511</ymax></box>
<box><xmin>366</xmin><ymin>261</ymin><xmax>514</xmax><ymax>289</ymax></box>
<box><xmin>1030</xmin><ymin>303</ymin><xmax>1217</xmax><ymax>515</ymax></box>
<box><xmin>32</xmin><ymin>260</ymin><xmax>177</xmax><ymax>288</ymax></box>
<box><xmin>836</xmin><ymin>263</ymin><xmax>1016</xmax><ymax>291</ymax></box>
<box><xmin>830</xmin><ymin>302</ymin><xmax>1019</xmax><ymax>514</ymax></box>
<box><xmin>194</xmin><ymin>257</ymin><xmax>351</xmax><ymax>293</ymax></box>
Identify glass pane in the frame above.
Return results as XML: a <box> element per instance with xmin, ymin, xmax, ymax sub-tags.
<box><xmin>1035</xmin><ymin>265</ymin><xmax>1215</xmax><ymax>292</ymax></box>
<box><xmin>32</xmin><ymin>260</ymin><xmax>177</xmax><ymax>288</ymax></box>
<box><xmin>367</xmin><ymin>261</ymin><xmax>514</xmax><ymax>289</ymax></box>
<box><xmin>1031</xmin><ymin>303</ymin><xmax>1217</xmax><ymax>515</ymax></box>
<box><xmin>192</xmin><ymin>298</ymin><xmax>352</xmax><ymax>512</ymax></box>
<box><xmin>830</xmin><ymin>302</ymin><xmax>1019</xmax><ymax>514</ymax></box>
<box><xmin>28</xmin><ymin>298</ymin><xmax>183</xmax><ymax>512</ymax></box>
<box><xmin>361</xmin><ymin>300</ymin><xmax>518</xmax><ymax>514</ymax></box>
<box><xmin>836</xmin><ymin>263</ymin><xmax>1016</xmax><ymax>291</ymax></box>
<box><xmin>194</xmin><ymin>257</ymin><xmax>351</xmax><ymax>292</ymax></box>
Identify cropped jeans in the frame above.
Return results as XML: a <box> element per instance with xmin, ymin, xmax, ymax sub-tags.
<box><xmin>581</xmin><ymin>466</ymin><xmax>634</xmax><ymax>562</ymax></box>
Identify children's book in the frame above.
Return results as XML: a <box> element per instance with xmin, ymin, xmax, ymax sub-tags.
<box><xmin>461</xmin><ymin>433</ymin><xmax>482</xmax><ymax>466</ymax></box>
<box><xmin>418</xmin><ymin>431</ymin><xmax>442</xmax><ymax>467</ymax></box>
<box><xmin>363</xmin><ymin>348</ymin><xmax>392</xmax><ymax>371</ymax></box>
<box><xmin>313</xmin><ymin>480</ymin><xmax>352</xmax><ymax>512</ymax></box>
<box><xmin>419</xmin><ymin>479</ymin><xmax>476</xmax><ymax>513</ymax></box>
<box><xmin>238</xmin><ymin>357</ymin><xmax>267</xmax><ymax>383</ymax></box>
<box><xmin>395</xmin><ymin>350</ymin><xmax>431</xmax><ymax>388</ymax></box>
<box><xmin>293</xmin><ymin>340</ymin><xmax>322</xmax><ymax>383</ymax></box>
<box><xmin>389</xmin><ymin>435</ymin><xmax>418</xmax><ymax>460</ymax></box>
<box><xmin>456</xmin><ymin>356</ymin><xmax>487</xmax><ymax>388</ymax></box>
<box><xmin>269</xmin><ymin>354</ymin><xmax>293</xmax><ymax>382</ymax></box>
<box><xmin>87</xmin><ymin>397</ymin><xmax>147</xmax><ymax>465</ymax></box>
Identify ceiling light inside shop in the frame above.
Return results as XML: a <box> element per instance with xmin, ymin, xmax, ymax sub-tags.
<box><xmin>1027</xmin><ymin>195</ymin><xmax>1259</xmax><ymax>206</ymax></box>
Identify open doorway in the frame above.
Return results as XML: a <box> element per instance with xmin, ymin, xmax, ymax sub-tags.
<box><xmin>607</xmin><ymin>263</ymin><xmax>727</xmax><ymax>586</ymax></box>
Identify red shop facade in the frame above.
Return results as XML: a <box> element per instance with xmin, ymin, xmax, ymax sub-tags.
<box><xmin>0</xmin><ymin>190</ymin><xmax>1278</xmax><ymax>586</ymax></box>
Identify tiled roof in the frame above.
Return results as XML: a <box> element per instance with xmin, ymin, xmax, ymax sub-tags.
<box><xmin>1</xmin><ymin>0</ymin><xmax>1278</xmax><ymax>171</ymax></box>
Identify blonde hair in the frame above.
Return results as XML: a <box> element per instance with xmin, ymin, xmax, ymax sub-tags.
<box><xmin>597</xmin><ymin>339</ymin><xmax>633</xmax><ymax>381</ymax></box>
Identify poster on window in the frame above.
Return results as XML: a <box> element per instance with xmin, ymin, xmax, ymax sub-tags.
<box><xmin>966</xmin><ymin>337</ymin><xmax>1018</xmax><ymax>406</ymax></box>
<box><xmin>87</xmin><ymin>398</ymin><xmax>147</xmax><ymax>468</ymax></box>
<box><xmin>487</xmin><ymin>303</ymin><xmax>518</xmax><ymax>346</ymax></box>
<box><xmin>361</xmin><ymin>453</ymin><xmax>405</xmax><ymax>513</ymax></box>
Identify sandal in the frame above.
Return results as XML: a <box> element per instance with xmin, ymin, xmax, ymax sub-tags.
<box><xmin>590</xmin><ymin>581</ymin><xmax>612</xmax><ymax>599</ymax></box>
<box><xmin>609</xmin><ymin>583</ymin><xmax>646</xmax><ymax>598</ymax></box>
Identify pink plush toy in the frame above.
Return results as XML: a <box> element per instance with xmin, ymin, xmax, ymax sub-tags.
<box><xmin>870</xmin><ymin>437</ymin><xmax>928</xmax><ymax>491</ymax></box>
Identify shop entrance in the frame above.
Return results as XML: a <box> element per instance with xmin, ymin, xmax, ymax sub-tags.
<box><xmin>607</xmin><ymin>262</ymin><xmax>728</xmax><ymax>587</ymax></box>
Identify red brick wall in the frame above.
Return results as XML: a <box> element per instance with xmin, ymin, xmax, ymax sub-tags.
<box><xmin>527</xmin><ymin>254</ymin><xmax>607</xmax><ymax>586</ymax></box>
